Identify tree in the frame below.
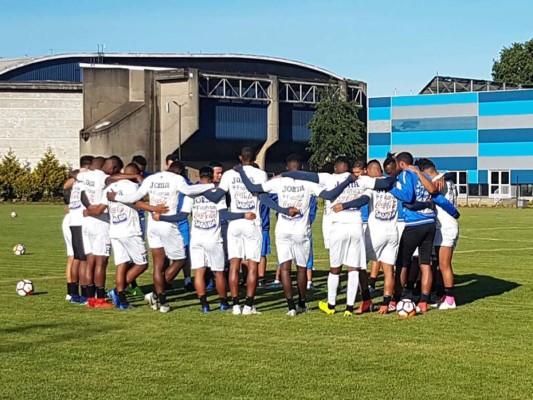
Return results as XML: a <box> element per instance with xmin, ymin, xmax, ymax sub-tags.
<box><xmin>32</xmin><ymin>148</ymin><xmax>70</xmax><ymax>199</ymax></box>
<box><xmin>0</xmin><ymin>149</ymin><xmax>27</xmax><ymax>200</ymax></box>
<box><xmin>306</xmin><ymin>86</ymin><xmax>366</xmax><ymax>171</ymax></box>
<box><xmin>492</xmin><ymin>38</ymin><xmax>533</xmax><ymax>85</ymax></box>
<box><xmin>13</xmin><ymin>171</ymin><xmax>38</xmax><ymax>201</ymax></box>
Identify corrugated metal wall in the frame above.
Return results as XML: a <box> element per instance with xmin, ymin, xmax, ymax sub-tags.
<box><xmin>7</xmin><ymin>62</ymin><xmax>82</xmax><ymax>82</ymax></box>
<box><xmin>209</xmin><ymin>102</ymin><xmax>268</xmax><ymax>141</ymax></box>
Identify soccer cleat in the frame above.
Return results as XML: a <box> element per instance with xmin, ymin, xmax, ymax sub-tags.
<box><xmin>117</xmin><ymin>302</ymin><xmax>130</xmax><ymax>310</ymax></box>
<box><xmin>129</xmin><ymin>287</ymin><xmax>145</xmax><ymax>297</ymax></box>
<box><xmin>232</xmin><ymin>305</ymin><xmax>242</xmax><ymax>315</ymax></box>
<box><xmin>206</xmin><ymin>280</ymin><xmax>215</xmax><ymax>291</ymax></box>
<box><xmin>202</xmin><ymin>305</ymin><xmax>211</xmax><ymax>313</ymax></box>
<box><xmin>184</xmin><ymin>281</ymin><xmax>195</xmax><ymax>292</ymax></box>
<box><xmin>429</xmin><ymin>293</ymin><xmax>444</xmax><ymax>308</ymax></box>
<box><xmin>242</xmin><ymin>305</ymin><xmax>261</xmax><ymax>315</ymax></box>
<box><xmin>318</xmin><ymin>301</ymin><xmax>335</xmax><ymax>315</ymax></box>
<box><xmin>220</xmin><ymin>304</ymin><xmax>232</xmax><ymax>312</ymax></box>
<box><xmin>287</xmin><ymin>309</ymin><xmax>297</xmax><ymax>317</ymax></box>
<box><xmin>144</xmin><ymin>292</ymin><xmax>153</xmax><ymax>304</ymax></box>
<box><xmin>94</xmin><ymin>298</ymin><xmax>113</xmax><ymax>308</ymax></box>
<box><xmin>418</xmin><ymin>301</ymin><xmax>428</xmax><ymax>313</ymax></box>
<box><xmin>69</xmin><ymin>295</ymin><xmax>81</xmax><ymax>304</ymax></box>
<box><xmin>159</xmin><ymin>303</ymin><xmax>171</xmax><ymax>313</ymax></box>
<box><xmin>257</xmin><ymin>278</ymin><xmax>267</xmax><ymax>288</ymax></box>
<box><xmin>388</xmin><ymin>301</ymin><xmax>397</xmax><ymax>313</ymax></box>
<box><xmin>108</xmin><ymin>289</ymin><xmax>120</xmax><ymax>308</ymax></box>
<box><xmin>377</xmin><ymin>305</ymin><xmax>389</xmax><ymax>314</ymax></box>
<box><xmin>65</xmin><ymin>294</ymin><xmax>72</xmax><ymax>301</ymax></box>
<box><xmin>307</xmin><ymin>282</ymin><xmax>317</xmax><ymax>291</ymax></box>
<box><xmin>145</xmin><ymin>293</ymin><xmax>160</xmax><ymax>310</ymax></box>
<box><xmin>266</xmin><ymin>281</ymin><xmax>282</xmax><ymax>290</ymax></box>
<box><xmin>86</xmin><ymin>297</ymin><xmax>96</xmax><ymax>308</ymax></box>
<box><xmin>343</xmin><ymin>310</ymin><xmax>353</xmax><ymax>317</ymax></box>
<box><xmin>437</xmin><ymin>298</ymin><xmax>457</xmax><ymax>310</ymax></box>
<box><xmin>354</xmin><ymin>300</ymin><xmax>373</xmax><ymax>315</ymax></box>
<box><xmin>297</xmin><ymin>306</ymin><xmax>311</xmax><ymax>314</ymax></box>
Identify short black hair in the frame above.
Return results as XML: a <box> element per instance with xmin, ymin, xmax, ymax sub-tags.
<box><xmin>107</xmin><ymin>155</ymin><xmax>124</xmax><ymax>171</ymax></box>
<box><xmin>124</xmin><ymin>162</ymin><xmax>140</xmax><ymax>174</ymax></box>
<box><xmin>366</xmin><ymin>159</ymin><xmax>382</xmax><ymax>170</ymax></box>
<box><xmin>322</xmin><ymin>162</ymin><xmax>334</xmax><ymax>174</ymax></box>
<box><xmin>209</xmin><ymin>161</ymin><xmax>223</xmax><ymax>169</ymax></box>
<box><xmin>168</xmin><ymin>160</ymin><xmax>185</xmax><ymax>174</ymax></box>
<box><xmin>240</xmin><ymin>147</ymin><xmax>255</xmax><ymax>162</ymax></box>
<box><xmin>353</xmin><ymin>159</ymin><xmax>366</xmax><ymax>169</ymax></box>
<box><xmin>80</xmin><ymin>155</ymin><xmax>94</xmax><ymax>168</ymax></box>
<box><xmin>132</xmin><ymin>155</ymin><xmax>147</xmax><ymax>167</ymax></box>
<box><xmin>92</xmin><ymin>156</ymin><xmax>106</xmax><ymax>169</ymax></box>
<box><xmin>166</xmin><ymin>153</ymin><xmax>180</xmax><ymax>164</ymax></box>
<box><xmin>199</xmin><ymin>166</ymin><xmax>214</xmax><ymax>179</ymax></box>
<box><xmin>334</xmin><ymin>156</ymin><xmax>351</xmax><ymax>169</ymax></box>
<box><xmin>415</xmin><ymin>157</ymin><xmax>436</xmax><ymax>172</ymax></box>
<box><xmin>396</xmin><ymin>152</ymin><xmax>414</xmax><ymax>165</ymax></box>
<box><xmin>383</xmin><ymin>152</ymin><xmax>397</xmax><ymax>171</ymax></box>
<box><xmin>286</xmin><ymin>153</ymin><xmax>303</xmax><ymax>166</ymax></box>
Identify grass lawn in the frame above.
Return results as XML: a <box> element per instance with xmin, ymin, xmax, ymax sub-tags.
<box><xmin>0</xmin><ymin>204</ymin><xmax>532</xmax><ymax>399</ymax></box>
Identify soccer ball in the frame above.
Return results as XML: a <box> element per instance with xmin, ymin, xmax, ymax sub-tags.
<box><xmin>396</xmin><ymin>299</ymin><xmax>417</xmax><ymax>319</ymax></box>
<box><xmin>13</xmin><ymin>244</ymin><xmax>26</xmax><ymax>255</ymax></box>
<box><xmin>16</xmin><ymin>279</ymin><xmax>34</xmax><ymax>296</ymax></box>
<box><xmin>10</xmin><ymin>211</ymin><xmax>17</xmax><ymax>218</ymax></box>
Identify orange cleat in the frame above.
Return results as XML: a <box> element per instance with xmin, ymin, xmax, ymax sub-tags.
<box><xmin>86</xmin><ymin>297</ymin><xmax>96</xmax><ymax>308</ymax></box>
<box><xmin>377</xmin><ymin>305</ymin><xmax>389</xmax><ymax>314</ymax></box>
<box><xmin>418</xmin><ymin>301</ymin><xmax>428</xmax><ymax>313</ymax></box>
<box><xmin>354</xmin><ymin>300</ymin><xmax>372</xmax><ymax>315</ymax></box>
<box><xmin>94</xmin><ymin>298</ymin><xmax>113</xmax><ymax>308</ymax></box>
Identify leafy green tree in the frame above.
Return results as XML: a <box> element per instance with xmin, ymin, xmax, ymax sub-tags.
<box><xmin>0</xmin><ymin>149</ymin><xmax>27</xmax><ymax>200</ymax></box>
<box><xmin>32</xmin><ymin>148</ymin><xmax>70</xmax><ymax>199</ymax></box>
<box><xmin>13</xmin><ymin>171</ymin><xmax>38</xmax><ymax>201</ymax></box>
<box><xmin>306</xmin><ymin>86</ymin><xmax>366</xmax><ymax>171</ymax></box>
<box><xmin>492</xmin><ymin>38</ymin><xmax>533</xmax><ymax>85</ymax></box>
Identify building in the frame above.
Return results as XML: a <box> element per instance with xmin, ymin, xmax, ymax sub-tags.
<box><xmin>0</xmin><ymin>53</ymin><xmax>366</xmax><ymax>172</ymax></box>
<box><xmin>368</xmin><ymin>76</ymin><xmax>533</xmax><ymax>200</ymax></box>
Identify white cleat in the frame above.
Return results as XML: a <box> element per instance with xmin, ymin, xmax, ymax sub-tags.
<box><xmin>145</xmin><ymin>293</ymin><xmax>159</xmax><ymax>311</ymax></box>
<box><xmin>297</xmin><ymin>306</ymin><xmax>311</xmax><ymax>314</ymax></box>
<box><xmin>144</xmin><ymin>292</ymin><xmax>153</xmax><ymax>304</ymax></box>
<box><xmin>232</xmin><ymin>305</ymin><xmax>242</xmax><ymax>315</ymax></box>
<box><xmin>242</xmin><ymin>305</ymin><xmax>261</xmax><ymax>315</ymax></box>
<box><xmin>287</xmin><ymin>309</ymin><xmax>297</xmax><ymax>317</ymax></box>
<box><xmin>159</xmin><ymin>303</ymin><xmax>171</xmax><ymax>313</ymax></box>
<box><xmin>437</xmin><ymin>300</ymin><xmax>456</xmax><ymax>310</ymax></box>
<box><xmin>65</xmin><ymin>294</ymin><xmax>72</xmax><ymax>301</ymax></box>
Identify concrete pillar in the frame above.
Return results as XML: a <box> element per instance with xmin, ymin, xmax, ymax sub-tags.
<box><xmin>256</xmin><ymin>75</ymin><xmax>279</xmax><ymax>170</ymax></box>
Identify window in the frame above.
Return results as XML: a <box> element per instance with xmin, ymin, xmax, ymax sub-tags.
<box><xmin>468</xmin><ymin>184</ymin><xmax>489</xmax><ymax>197</ymax></box>
<box><xmin>489</xmin><ymin>170</ymin><xmax>511</xmax><ymax>198</ymax></box>
<box><xmin>447</xmin><ymin>171</ymin><xmax>468</xmax><ymax>197</ymax></box>
<box><xmin>519</xmin><ymin>184</ymin><xmax>533</xmax><ymax>197</ymax></box>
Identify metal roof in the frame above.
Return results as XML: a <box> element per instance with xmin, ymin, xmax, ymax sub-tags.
<box><xmin>420</xmin><ymin>75</ymin><xmax>533</xmax><ymax>94</ymax></box>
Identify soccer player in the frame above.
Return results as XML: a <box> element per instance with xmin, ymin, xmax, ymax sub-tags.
<box><xmin>107</xmin><ymin>161</ymin><xmax>214</xmax><ymax>312</ymax></box>
<box><xmin>202</xmin><ymin>147</ymin><xmax>297</xmax><ymax>315</ymax></box>
<box><xmin>415</xmin><ymin>158</ymin><xmax>459</xmax><ymax>309</ymax></box>
<box><xmin>154</xmin><ymin>166</ymin><xmax>256</xmax><ymax>312</ymax></box>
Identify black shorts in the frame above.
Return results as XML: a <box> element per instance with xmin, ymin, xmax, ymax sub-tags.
<box><xmin>398</xmin><ymin>223</ymin><xmax>436</xmax><ymax>266</ymax></box>
<box><xmin>70</xmin><ymin>225</ymin><xmax>86</xmax><ymax>261</ymax></box>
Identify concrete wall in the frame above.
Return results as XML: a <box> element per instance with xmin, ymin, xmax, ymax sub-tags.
<box><xmin>0</xmin><ymin>87</ymin><xmax>82</xmax><ymax>168</ymax></box>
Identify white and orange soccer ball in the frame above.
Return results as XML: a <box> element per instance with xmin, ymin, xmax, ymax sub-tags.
<box><xmin>13</xmin><ymin>244</ymin><xmax>26</xmax><ymax>255</ymax></box>
<box><xmin>396</xmin><ymin>299</ymin><xmax>417</xmax><ymax>319</ymax></box>
<box><xmin>16</xmin><ymin>280</ymin><xmax>34</xmax><ymax>296</ymax></box>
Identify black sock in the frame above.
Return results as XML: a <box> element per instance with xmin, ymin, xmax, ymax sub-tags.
<box><xmin>220</xmin><ymin>297</ymin><xmax>229</xmax><ymax>307</ymax></box>
<box><xmin>362</xmin><ymin>289</ymin><xmax>371</xmax><ymax>301</ymax></box>
<box><xmin>444</xmin><ymin>287</ymin><xmax>454</xmax><ymax>297</ymax></box>
<box><xmin>87</xmin><ymin>284</ymin><xmax>96</xmax><ymax>298</ymax></box>
<box><xmin>368</xmin><ymin>277</ymin><xmax>376</xmax><ymax>289</ymax></box>
<box><xmin>346</xmin><ymin>305</ymin><xmax>354</xmax><ymax>312</ymax></box>
<box><xmin>420</xmin><ymin>293</ymin><xmax>430</xmax><ymax>303</ymax></box>
<box><xmin>245</xmin><ymin>296</ymin><xmax>253</xmax><ymax>307</ymax></box>
<box><xmin>96</xmin><ymin>286</ymin><xmax>106</xmax><ymax>299</ymax></box>
<box><xmin>199</xmin><ymin>295</ymin><xmax>208</xmax><ymax>308</ymax></box>
<box><xmin>130</xmin><ymin>280</ymin><xmax>138</xmax><ymax>289</ymax></box>
<box><xmin>287</xmin><ymin>298</ymin><xmax>296</xmax><ymax>311</ymax></box>
<box><xmin>81</xmin><ymin>285</ymin><xmax>88</xmax><ymax>297</ymax></box>
<box><xmin>392</xmin><ymin>295</ymin><xmax>401</xmax><ymax>303</ymax></box>
<box><xmin>413</xmin><ymin>281</ymin><xmax>421</xmax><ymax>296</ymax></box>
<box><xmin>383</xmin><ymin>296</ymin><xmax>392</xmax><ymax>306</ymax></box>
<box><xmin>436</xmin><ymin>283</ymin><xmax>445</xmax><ymax>297</ymax></box>
<box><xmin>67</xmin><ymin>282</ymin><xmax>79</xmax><ymax>296</ymax></box>
<box><xmin>157</xmin><ymin>293</ymin><xmax>167</xmax><ymax>304</ymax></box>
<box><xmin>165</xmin><ymin>282</ymin><xmax>173</xmax><ymax>291</ymax></box>
<box><xmin>118</xmin><ymin>291</ymin><xmax>128</xmax><ymax>304</ymax></box>
<box><xmin>298</xmin><ymin>298</ymin><xmax>306</xmax><ymax>309</ymax></box>
<box><xmin>232</xmin><ymin>296</ymin><xmax>240</xmax><ymax>306</ymax></box>
<box><xmin>328</xmin><ymin>303</ymin><xmax>335</xmax><ymax>310</ymax></box>
<box><xmin>406</xmin><ymin>281</ymin><xmax>415</xmax><ymax>291</ymax></box>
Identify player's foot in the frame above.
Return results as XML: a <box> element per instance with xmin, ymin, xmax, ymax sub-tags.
<box><xmin>377</xmin><ymin>305</ymin><xmax>389</xmax><ymax>314</ymax></box>
<box><xmin>220</xmin><ymin>303</ymin><xmax>232</xmax><ymax>312</ymax></box>
<box><xmin>257</xmin><ymin>278</ymin><xmax>267</xmax><ymax>288</ymax></box>
<box><xmin>437</xmin><ymin>297</ymin><xmax>456</xmax><ymax>310</ymax></box>
<box><xmin>202</xmin><ymin>305</ymin><xmax>211</xmax><ymax>313</ymax></box>
<box><xmin>428</xmin><ymin>293</ymin><xmax>443</xmax><ymax>308</ymax></box>
<box><xmin>128</xmin><ymin>287</ymin><xmax>145</xmax><ymax>297</ymax></box>
<box><xmin>266</xmin><ymin>280</ymin><xmax>282</xmax><ymax>290</ymax></box>
<box><xmin>69</xmin><ymin>295</ymin><xmax>81</xmax><ymax>304</ymax></box>
<box><xmin>287</xmin><ymin>309</ymin><xmax>297</xmax><ymax>317</ymax></box>
<box><xmin>65</xmin><ymin>294</ymin><xmax>72</xmax><ymax>301</ymax></box>
<box><xmin>318</xmin><ymin>301</ymin><xmax>335</xmax><ymax>315</ymax></box>
<box><xmin>159</xmin><ymin>303</ymin><xmax>171</xmax><ymax>313</ymax></box>
<box><xmin>206</xmin><ymin>280</ymin><xmax>215</xmax><ymax>291</ymax></box>
<box><xmin>307</xmin><ymin>282</ymin><xmax>317</xmax><ymax>291</ymax></box>
<box><xmin>94</xmin><ymin>298</ymin><xmax>113</xmax><ymax>308</ymax></box>
<box><xmin>117</xmin><ymin>302</ymin><xmax>130</xmax><ymax>310</ymax></box>
<box><xmin>354</xmin><ymin>300</ymin><xmax>372</xmax><ymax>315</ymax></box>
<box><xmin>86</xmin><ymin>297</ymin><xmax>96</xmax><ymax>308</ymax></box>
<box><xmin>418</xmin><ymin>301</ymin><xmax>428</xmax><ymax>313</ymax></box>
<box><xmin>108</xmin><ymin>289</ymin><xmax>120</xmax><ymax>308</ymax></box>
<box><xmin>297</xmin><ymin>306</ymin><xmax>311</xmax><ymax>314</ymax></box>
<box><xmin>343</xmin><ymin>310</ymin><xmax>353</xmax><ymax>317</ymax></box>
<box><xmin>232</xmin><ymin>305</ymin><xmax>242</xmax><ymax>315</ymax></box>
<box><xmin>242</xmin><ymin>305</ymin><xmax>261</xmax><ymax>315</ymax></box>
<box><xmin>145</xmin><ymin>293</ymin><xmax>159</xmax><ymax>311</ymax></box>
<box><xmin>388</xmin><ymin>301</ymin><xmax>397</xmax><ymax>313</ymax></box>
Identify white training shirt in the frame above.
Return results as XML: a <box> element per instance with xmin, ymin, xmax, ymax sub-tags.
<box><xmin>77</xmin><ymin>169</ymin><xmax>109</xmax><ymax>223</ymax></box>
<box><xmin>367</xmin><ymin>190</ymin><xmax>398</xmax><ymax>230</ymax></box>
<box><xmin>218</xmin><ymin>166</ymin><xmax>267</xmax><ymax>226</ymax></box>
<box><xmin>262</xmin><ymin>177</ymin><xmax>323</xmax><ymax>235</ymax></box>
<box><xmin>114</xmin><ymin>171</ymin><xmax>214</xmax><ymax>220</ymax></box>
<box><xmin>68</xmin><ymin>179</ymin><xmax>86</xmax><ymax>226</ymax></box>
<box><xmin>100</xmin><ymin>180</ymin><xmax>141</xmax><ymax>239</ymax></box>
<box><xmin>181</xmin><ymin>194</ymin><xmax>227</xmax><ymax>244</ymax></box>
<box><xmin>434</xmin><ymin>179</ymin><xmax>459</xmax><ymax>230</ymax></box>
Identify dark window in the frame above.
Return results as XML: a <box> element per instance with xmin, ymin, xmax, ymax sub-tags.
<box><xmin>468</xmin><ymin>184</ymin><xmax>479</xmax><ymax>196</ymax></box>
<box><xmin>501</xmin><ymin>171</ymin><xmax>510</xmax><ymax>184</ymax></box>
<box><xmin>480</xmin><ymin>184</ymin><xmax>489</xmax><ymax>196</ymax></box>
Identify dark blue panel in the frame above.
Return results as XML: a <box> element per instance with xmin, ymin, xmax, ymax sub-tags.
<box><xmin>8</xmin><ymin>62</ymin><xmax>82</xmax><ymax>82</ymax></box>
<box><xmin>392</xmin><ymin>116</ymin><xmax>477</xmax><ymax>132</ymax></box>
<box><xmin>478</xmin><ymin>170</ymin><xmax>488</xmax><ymax>184</ymax></box>
<box><xmin>369</xmin><ymin>97</ymin><xmax>391</xmax><ymax>108</ymax></box>
<box><xmin>292</xmin><ymin>108</ymin><xmax>314</xmax><ymax>142</ymax></box>
<box><xmin>369</xmin><ymin>133</ymin><xmax>390</xmax><ymax>145</ymax></box>
<box><xmin>479</xmin><ymin>89</ymin><xmax>533</xmax><ymax>103</ymax></box>
<box><xmin>215</xmin><ymin>104</ymin><xmax>267</xmax><ymax>141</ymax></box>
<box><xmin>479</xmin><ymin>128</ymin><xmax>533</xmax><ymax>143</ymax></box>
<box><xmin>428</xmin><ymin>157</ymin><xmax>477</xmax><ymax>171</ymax></box>
<box><xmin>511</xmin><ymin>170</ymin><xmax>533</xmax><ymax>183</ymax></box>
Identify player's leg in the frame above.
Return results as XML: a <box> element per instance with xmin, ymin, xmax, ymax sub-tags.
<box><xmin>276</xmin><ymin>233</ymin><xmax>296</xmax><ymax>314</ymax></box>
<box><xmin>437</xmin><ymin>245</ymin><xmax>456</xmax><ymax>309</ymax></box>
<box><xmin>229</xmin><ymin>257</ymin><xmax>242</xmax><ymax>313</ymax></box>
<box><xmin>356</xmin><ymin>270</ymin><xmax>373</xmax><ymax>314</ymax></box>
<box><xmin>319</xmin><ymin>223</ymin><xmax>345</xmax><ymax>315</ymax></box>
<box><xmin>345</xmin><ymin>266</ymin><xmax>360</xmax><ymax>316</ymax></box>
<box><xmin>150</xmin><ymin>247</ymin><xmax>167</xmax><ymax>310</ymax></box>
<box><xmin>258</xmin><ymin>230</ymin><xmax>270</xmax><ymax>287</ymax></box>
<box><xmin>241</xmin><ymin>225</ymin><xmax>262</xmax><ymax>315</ymax></box>
<box><xmin>194</xmin><ymin>267</ymin><xmax>209</xmax><ymax>311</ymax></box>
<box><xmin>306</xmin><ymin>233</ymin><xmax>315</xmax><ymax>290</ymax></box>
<box><xmin>93</xmin><ymin>222</ymin><xmax>112</xmax><ymax>308</ymax></box>
<box><xmin>209</xmin><ymin>243</ymin><xmax>230</xmax><ymax>311</ymax></box>
<box><xmin>118</xmin><ymin>236</ymin><xmax>148</xmax><ymax>308</ymax></box>
<box><xmin>369</xmin><ymin>261</ymin><xmax>381</xmax><ymax>290</ymax></box>
<box><xmin>394</xmin><ymin>227</ymin><xmax>418</xmax><ymax>304</ymax></box>
<box><xmin>378</xmin><ymin>262</ymin><xmax>395</xmax><ymax>314</ymax></box>
<box><xmin>417</xmin><ymin>224</ymin><xmax>437</xmax><ymax>312</ymax></box>
<box><xmin>68</xmin><ymin>226</ymin><xmax>85</xmax><ymax>303</ymax></box>
<box><xmin>295</xmin><ymin>234</ymin><xmax>311</xmax><ymax>313</ymax></box>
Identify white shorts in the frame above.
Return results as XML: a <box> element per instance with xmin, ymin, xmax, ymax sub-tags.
<box><xmin>329</xmin><ymin>222</ymin><xmax>366</xmax><ymax>269</ymax></box>
<box><xmin>111</xmin><ymin>236</ymin><xmax>148</xmax><ymax>266</ymax></box>
<box><xmin>365</xmin><ymin>226</ymin><xmax>399</xmax><ymax>266</ymax></box>
<box><xmin>62</xmin><ymin>214</ymin><xmax>74</xmax><ymax>257</ymax></box>
<box><xmin>322</xmin><ymin>213</ymin><xmax>333</xmax><ymax>249</ymax></box>
<box><xmin>190</xmin><ymin>242</ymin><xmax>225</xmax><ymax>271</ymax></box>
<box><xmin>227</xmin><ymin>220</ymin><xmax>262</xmax><ymax>263</ymax></box>
<box><xmin>82</xmin><ymin>217</ymin><xmax>111</xmax><ymax>257</ymax></box>
<box><xmin>275</xmin><ymin>233</ymin><xmax>310</xmax><ymax>267</ymax></box>
<box><xmin>147</xmin><ymin>219</ymin><xmax>186</xmax><ymax>260</ymax></box>
<box><xmin>435</xmin><ymin>225</ymin><xmax>459</xmax><ymax>248</ymax></box>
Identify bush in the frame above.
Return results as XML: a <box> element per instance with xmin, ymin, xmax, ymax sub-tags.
<box><xmin>13</xmin><ymin>170</ymin><xmax>39</xmax><ymax>201</ymax></box>
<box><xmin>0</xmin><ymin>149</ymin><xmax>27</xmax><ymax>201</ymax></box>
<box><xmin>33</xmin><ymin>148</ymin><xmax>70</xmax><ymax>200</ymax></box>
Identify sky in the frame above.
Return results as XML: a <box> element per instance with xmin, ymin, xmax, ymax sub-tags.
<box><xmin>1</xmin><ymin>0</ymin><xmax>532</xmax><ymax>97</ymax></box>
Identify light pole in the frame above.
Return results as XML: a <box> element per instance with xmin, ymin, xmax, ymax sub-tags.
<box><xmin>172</xmin><ymin>101</ymin><xmax>187</xmax><ymax>160</ymax></box>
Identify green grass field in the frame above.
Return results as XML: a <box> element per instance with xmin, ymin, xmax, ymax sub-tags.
<box><xmin>0</xmin><ymin>204</ymin><xmax>532</xmax><ymax>399</ymax></box>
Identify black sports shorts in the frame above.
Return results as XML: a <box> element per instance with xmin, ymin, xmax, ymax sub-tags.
<box><xmin>398</xmin><ymin>223</ymin><xmax>436</xmax><ymax>266</ymax></box>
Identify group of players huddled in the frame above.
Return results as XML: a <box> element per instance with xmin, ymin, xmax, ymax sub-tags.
<box><xmin>62</xmin><ymin>146</ymin><xmax>460</xmax><ymax>316</ymax></box>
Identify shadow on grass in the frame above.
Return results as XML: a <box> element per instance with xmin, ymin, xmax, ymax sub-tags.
<box><xmin>453</xmin><ymin>273</ymin><xmax>520</xmax><ymax>306</ymax></box>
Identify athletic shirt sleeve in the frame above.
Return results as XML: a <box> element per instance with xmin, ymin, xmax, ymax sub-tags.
<box><xmin>180</xmin><ymin>195</ymin><xmax>193</xmax><ymax>213</ymax></box>
<box><xmin>357</xmin><ymin>175</ymin><xmax>377</xmax><ymax>190</ymax></box>
<box><xmin>218</xmin><ymin>171</ymin><xmax>231</xmax><ymax>192</ymax></box>
<box><xmin>304</xmin><ymin>181</ymin><xmax>325</xmax><ymax>197</ymax></box>
<box><xmin>262</xmin><ymin>179</ymin><xmax>281</xmax><ymax>194</ymax></box>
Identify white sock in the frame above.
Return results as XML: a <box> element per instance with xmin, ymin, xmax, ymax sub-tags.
<box><xmin>346</xmin><ymin>271</ymin><xmax>360</xmax><ymax>306</ymax></box>
<box><xmin>327</xmin><ymin>273</ymin><xmax>340</xmax><ymax>306</ymax></box>
<box><xmin>307</xmin><ymin>281</ymin><xmax>313</xmax><ymax>289</ymax></box>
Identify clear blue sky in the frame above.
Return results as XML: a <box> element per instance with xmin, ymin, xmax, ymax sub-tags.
<box><xmin>1</xmin><ymin>0</ymin><xmax>532</xmax><ymax>97</ymax></box>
